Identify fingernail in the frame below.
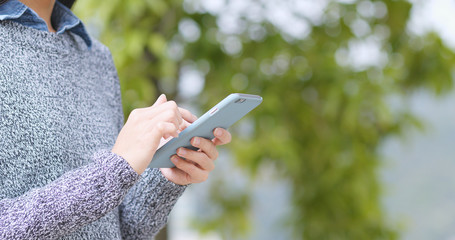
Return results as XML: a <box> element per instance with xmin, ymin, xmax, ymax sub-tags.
<box><xmin>193</xmin><ymin>137</ymin><xmax>200</xmax><ymax>146</ymax></box>
<box><xmin>178</xmin><ymin>148</ymin><xmax>186</xmax><ymax>156</ymax></box>
<box><xmin>215</xmin><ymin>128</ymin><xmax>222</xmax><ymax>137</ymax></box>
<box><xmin>171</xmin><ymin>156</ymin><xmax>179</xmax><ymax>162</ymax></box>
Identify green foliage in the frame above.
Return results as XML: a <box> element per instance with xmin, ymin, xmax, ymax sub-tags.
<box><xmin>75</xmin><ymin>0</ymin><xmax>185</xmax><ymax>115</ymax></box>
<box><xmin>191</xmin><ymin>179</ymin><xmax>252</xmax><ymax>238</ymax></box>
<box><xmin>75</xmin><ymin>0</ymin><xmax>455</xmax><ymax>239</ymax></box>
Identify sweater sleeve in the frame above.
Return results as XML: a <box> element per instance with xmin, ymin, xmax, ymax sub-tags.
<box><xmin>119</xmin><ymin>168</ymin><xmax>187</xmax><ymax>239</ymax></box>
<box><xmin>0</xmin><ymin>150</ymin><xmax>140</xmax><ymax>239</ymax></box>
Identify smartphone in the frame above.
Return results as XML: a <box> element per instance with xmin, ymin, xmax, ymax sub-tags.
<box><xmin>148</xmin><ymin>93</ymin><xmax>263</xmax><ymax>168</ymax></box>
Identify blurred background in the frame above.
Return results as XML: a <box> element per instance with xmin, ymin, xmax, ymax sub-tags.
<box><xmin>74</xmin><ymin>0</ymin><xmax>455</xmax><ymax>239</ymax></box>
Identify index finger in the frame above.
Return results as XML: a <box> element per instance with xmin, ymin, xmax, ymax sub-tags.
<box><xmin>179</xmin><ymin>119</ymin><xmax>191</xmax><ymax>132</ymax></box>
<box><xmin>179</xmin><ymin>107</ymin><xmax>198</xmax><ymax>124</ymax></box>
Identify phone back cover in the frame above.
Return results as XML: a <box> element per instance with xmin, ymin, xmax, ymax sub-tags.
<box><xmin>149</xmin><ymin>93</ymin><xmax>262</xmax><ymax>168</ymax></box>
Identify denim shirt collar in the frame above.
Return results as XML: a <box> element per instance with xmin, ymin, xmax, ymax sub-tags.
<box><xmin>0</xmin><ymin>0</ymin><xmax>92</xmax><ymax>48</ymax></box>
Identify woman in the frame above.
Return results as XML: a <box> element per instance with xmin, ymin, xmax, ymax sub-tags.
<box><xmin>0</xmin><ymin>0</ymin><xmax>231</xmax><ymax>239</ymax></box>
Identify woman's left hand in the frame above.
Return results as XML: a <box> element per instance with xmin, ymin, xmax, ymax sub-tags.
<box><xmin>160</xmin><ymin>128</ymin><xmax>232</xmax><ymax>185</ymax></box>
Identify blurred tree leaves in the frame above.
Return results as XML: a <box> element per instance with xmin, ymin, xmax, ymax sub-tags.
<box><xmin>75</xmin><ymin>0</ymin><xmax>455</xmax><ymax>239</ymax></box>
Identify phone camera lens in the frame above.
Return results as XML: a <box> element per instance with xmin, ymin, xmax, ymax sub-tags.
<box><xmin>235</xmin><ymin>98</ymin><xmax>246</xmax><ymax>103</ymax></box>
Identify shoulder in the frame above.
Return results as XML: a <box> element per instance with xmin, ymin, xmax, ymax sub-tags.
<box><xmin>87</xmin><ymin>38</ymin><xmax>117</xmax><ymax>73</ymax></box>
<box><xmin>90</xmin><ymin>38</ymin><xmax>113</xmax><ymax>59</ymax></box>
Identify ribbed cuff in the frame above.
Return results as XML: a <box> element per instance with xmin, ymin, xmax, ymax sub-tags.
<box><xmin>93</xmin><ymin>150</ymin><xmax>140</xmax><ymax>190</ymax></box>
<box><xmin>150</xmin><ymin>168</ymin><xmax>187</xmax><ymax>194</ymax></box>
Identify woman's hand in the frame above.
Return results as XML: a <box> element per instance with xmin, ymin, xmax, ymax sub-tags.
<box><xmin>160</xmin><ymin>128</ymin><xmax>232</xmax><ymax>185</ymax></box>
<box><xmin>112</xmin><ymin>94</ymin><xmax>197</xmax><ymax>175</ymax></box>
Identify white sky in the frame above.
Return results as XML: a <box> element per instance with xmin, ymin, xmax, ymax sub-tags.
<box><xmin>409</xmin><ymin>0</ymin><xmax>455</xmax><ymax>49</ymax></box>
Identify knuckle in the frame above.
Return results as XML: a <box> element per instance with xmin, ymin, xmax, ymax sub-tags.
<box><xmin>129</xmin><ymin>109</ymin><xmax>140</xmax><ymax>118</ymax></box>
<box><xmin>167</xmin><ymin>100</ymin><xmax>178</xmax><ymax>109</ymax></box>
<box><xmin>188</xmin><ymin>151</ymin><xmax>198</xmax><ymax>160</ymax></box>
<box><xmin>185</xmin><ymin>173</ymin><xmax>192</xmax><ymax>183</ymax></box>
<box><xmin>207</xmin><ymin>162</ymin><xmax>215</xmax><ymax>172</ymax></box>
<box><xmin>201</xmin><ymin>173</ymin><xmax>209</xmax><ymax>182</ymax></box>
<box><xmin>195</xmin><ymin>138</ymin><xmax>206</xmax><ymax>148</ymax></box>
<box><xmin>173</xmin><ymin>157</ymin><xmax>182</xmax><ymax>167</ymax></box>
<box><xmin>165</xmin><ymin>108</ymin><xmax>176</xmax><ymax>114</ymax></box>
<box><xmin>165</xmin><ymin>109</ymin><xmax>178</xmax><ymax>120</ymax></box>
<box><xmin>156</xmin><ymin>122</ymin><xmax>165</xmax><ymax>132</ymax></box>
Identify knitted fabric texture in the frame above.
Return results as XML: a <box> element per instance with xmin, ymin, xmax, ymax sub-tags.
<box><xmin>0</xmin><ymin>21</ymin><xmax>186</xmax><ymax>239</ymax></box>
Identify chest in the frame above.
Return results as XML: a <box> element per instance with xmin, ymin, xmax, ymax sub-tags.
<box><xmin>0</xmin><ymin>41</ymin><xmax>121</xmax><ymax>197</ymax></box>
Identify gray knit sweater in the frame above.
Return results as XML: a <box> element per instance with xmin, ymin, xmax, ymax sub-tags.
<box><xmin>0</xmin><ymin>20</ymin><xmax>186</xmax><ymax>239</ymax></box>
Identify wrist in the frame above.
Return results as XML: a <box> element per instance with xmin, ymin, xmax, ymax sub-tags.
<box><xmin>111</xmin><ymin>148</ymin><xmax>145</xmax><ymax>175</ymax></box>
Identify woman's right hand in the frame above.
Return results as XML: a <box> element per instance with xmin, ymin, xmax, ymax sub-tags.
<box><xmin>112</xmin><ymin>94</ymin><xmax>196</xmax><ymax>175</ymax></box>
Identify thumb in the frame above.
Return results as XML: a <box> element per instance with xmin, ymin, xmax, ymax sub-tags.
<box><xmin>152</xmin><ymin>94</ymin><xmax>167</xmax><ymax>107</ymax></box>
